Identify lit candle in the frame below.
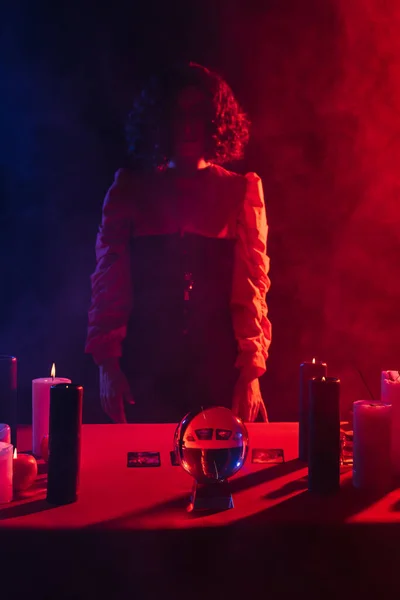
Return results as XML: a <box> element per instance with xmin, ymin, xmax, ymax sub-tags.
<box><xmin>299</xmin><ymin>358</ymin><xmax>327</xmax><ymax>461</ymax></box>
<box><xmin>13</xmin><ymin>448</ymin><xmax>38</xmax><ymax>492</ymax></box>
<box><xmin>0</xmin><ymin>424</ymin><xmax>11</xmax><ymax>444</ymax></box>
<box><xmin>381</xmin><ymin>370</ymin><xmax>400</xmax><ymax>475</ymax></box>
<box><xmin>0</xmin><ymin>356</ymin><xmax>17</xmax><ymax>447</ymax></box>
<box><xmin>308</xmin><ymin>376</ymin><xmax>340</xmax><ymax>494</ymax></box>
<box><xmin>353</xmin><ymin>401</ymin><xmax>392</xmax><ymax>490</ymax></box>
<box><xmin>0</xmin><ymin>442</ymin><xmax>13</xmax><ymax>504</ymax></box>
<box><xmin>32</xmin><ymin>363</ymin><xmax>71</xmax><ymax>457</ymax></box>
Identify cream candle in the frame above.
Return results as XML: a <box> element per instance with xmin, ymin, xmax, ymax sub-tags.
<box><xmin>0</xmin><ymin>356</ymin><xmax>17</xmax><ymax>447</ymax></box>
<box><xmin>381</xmin><ymin>371</ymin><xmax>400</xmax><ymax>475</ymax></box>
<box><xmin>0</xmin><ymin>441</ymin><xmax>13</xmax><ymax>503</ymax></box>
<box><xmin>381</xmin><ymin>370</ymin><xmax>400</xmax><ymax>404</ymax></box>
<box><xmin>353</xmin><ymin>400</ymin><xmax>392</xmax><ymax>490</ymax></box>
<box><xmin>32</xmin><ymin>363</ymin><xmax>71</xmax><ymax>457</ymax></box>
<box><xmin>0</xmin><ymin>424</ymin><xmax>11</xmax><ymax>444</ymax></box>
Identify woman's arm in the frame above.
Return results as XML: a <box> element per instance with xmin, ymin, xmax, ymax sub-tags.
<box><xmin>231</xmin><ymin>172</ymin><xmax>272</xmax><ymax>419</ymax></box>
<box><xmin>85</xmin><ymin>169</ymin><xmax>133</xmax><ymax>366</ymax></box>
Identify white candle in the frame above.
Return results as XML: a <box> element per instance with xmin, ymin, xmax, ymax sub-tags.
<box><xmin>381</xmin><ymin>371</ymin><xmax>400</xmax><ymax>474</ymax></box>
<box><xmin>0</xmin><ymin>441</ymin><xmax>13</xmax><ymax>503</ymax></box>
<box><xmin>353</xmin><ymin>400</ymin><xmax>392</xmax><ymax>490</ymax></box>
<box><xmin>32</xmin><ymin>363</ymin><xmax>71</xmax><ymax>457</ymax></box>
<box><xmin>381</xmin><ymin>370</ymin><xmax>400</xmax><ymax>404</ymax></box>
<box><xmin>0</xmin><ymin>424</ymin><xmax>11</xmax><ymax>444</ymax></box>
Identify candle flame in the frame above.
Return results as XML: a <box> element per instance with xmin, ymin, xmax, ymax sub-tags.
<box><xmin>312</xmin><ymin>358</ymin><xmax>316</xmax><ymax>364</ymax></box>
<box><xmin>322</xmin><ymin>376</ymin><xmax>326</xmax><ymax>382</ymax></box>
<box><xmin>13</xmin><ymin>448</ymin><xmax>17</xmax><ymax>459</ymax></box>
<box><xmin>51</xmin><ymin>363</ymin><xmax>56</xmax><ymax>378</ymax></box>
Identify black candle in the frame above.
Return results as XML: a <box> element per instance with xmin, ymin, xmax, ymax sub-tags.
<box><xmin>47</xmin><ymin>383</ymin><xmax>83</xmax><ymax>505</ymax></box>
<box><xmin>299</xmin><ymin>360</ymin><xmax>327</xmax><ymax>461</ymax></box>
<box><xmin>0</xmin><ymin>356</ymin><xmax>18</xmax><ymax>447</ymax></box>
<box><xmin>308</xmin><ymin>376</ymin><xmax>340</xmax><ymax>494</ymax></box>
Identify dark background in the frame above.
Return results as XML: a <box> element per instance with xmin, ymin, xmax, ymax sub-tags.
<box><xmin>1</xmin><ymin>0</ymin><xmax>399</xmax><ymax>424</ymax></box>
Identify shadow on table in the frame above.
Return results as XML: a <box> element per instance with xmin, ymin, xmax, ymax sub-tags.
<box><xmin>0</xmin><ymin>498</ymin><xmax>50</xmax><ymax>520</ymax></box>
<box><xmin>264</xmin><ymin>475</ymin><xmax>308</xmax><ymax>499</ymax></box>
<box><xmin>93</xmin><ymin>459</ymin><xmax>393</xmax><ymax>530</ymax></box>
<box><xmin>236</xmin><ymin>474</ymin><xmax>391</xmax><ymax>527</ymax></box>
<box><xmin>0</xmin><ymin>474</ymin><xmax>51</xmax><ymax>520</ymax></box>
<box><xmin>89</xmin><ymin>459</ymin><xmax>306</xmax><ymax>529</ymax></box>
<box><xmin>389</xmin><ymin>499</ymin><xmax>400</xmax><ymax>512</ymax></box>
<box><xmin>230</xmin><ymin>458</ymin><xmax>305</xmax><ymax>493</ymax></box>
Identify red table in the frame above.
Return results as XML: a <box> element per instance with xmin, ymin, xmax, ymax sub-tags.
<box><xmin>1</xmin><ymin>424</ymin><xmax>399</xmax><ymax>599</ymax></box>
<box><xmin>1</xmin><ymin>423</ymin><xmax>301</xmax><ymax>529</ymax></box>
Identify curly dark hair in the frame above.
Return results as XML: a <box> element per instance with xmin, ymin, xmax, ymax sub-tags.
<box><xmin>125</xmin><ymin>62</ymin><xmax>250</xmax><ymax>170</ymax></box>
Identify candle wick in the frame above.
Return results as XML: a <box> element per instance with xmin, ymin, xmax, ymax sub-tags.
<box><xmin>356</xmin><ymin>368</ymin><xmax>375</xmax><ymax>401</ymax></box>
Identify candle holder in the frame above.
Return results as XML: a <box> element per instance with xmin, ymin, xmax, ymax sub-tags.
<box><xmin>174</xmin><ymin>407</ymin><xmax>248</xmax><ymax>512</ymax></box>
<box><xmin>340</xmin><ymin>430</ymin><xmax>354</xmax><ymax>466</ymax></box>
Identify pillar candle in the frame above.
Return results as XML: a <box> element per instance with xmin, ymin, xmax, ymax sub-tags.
<box><xmin>381</xmin><ymin>371</ymin><xmax>400</xmax><ymax>475</ymax></box>
<box><xmin>299</xmin><ymin>359</ymin><xmax>327</xmax><ymax>461</ymax></box>
<box><xmin>0</xmin><ymin>356</ymin><xmax>17</xmax><ymax>448</ymax></box>
<box><xmin>381</xmin><ymin>370</ymin><xmax>400</xmax><ymax>404</ymax></box>
<box><xmin>353</xmin><ymin>400</ymin><xmax>392</xmax><ymax>490</ymax></box>
<box><xmin>308</xmin><ymin>376</ymin><xmax>340</xmax><ymax>494</ymax></box>
<box><xmin>0</xmin><ymin>424</ymin><xmax>11</xmax><ymax>444</ymax></box>
<box><xmin>32</xmin><ymin>364</ymin><xmax>71</xmax><ymax>457</ymax></box>
<box><xmin>0</xmin><ymin>442</ymin><xmax>13</xmax><ymax>504</ymax></box>
<box><xmin>47</xmin><ymin>383</ymin><xmax>83</xmax><ymax>505</ymax></box>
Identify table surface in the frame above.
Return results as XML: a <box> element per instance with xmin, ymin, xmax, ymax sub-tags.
<box><xmin>1</xmin><ymin>422</ymin><xmax>399</xmax><ymax>530</ymax></box>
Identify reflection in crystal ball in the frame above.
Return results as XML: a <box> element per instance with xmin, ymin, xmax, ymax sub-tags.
<box><xmin>174</xmin><ymin>406</ymin><xmax>249</xmax><ymax>483</ymax></box>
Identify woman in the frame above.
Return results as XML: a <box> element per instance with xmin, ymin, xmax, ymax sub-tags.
<box><xmin>86</xmin><ymin>62</ymin><xmax>271</xmax><ymax>423</ymax></box>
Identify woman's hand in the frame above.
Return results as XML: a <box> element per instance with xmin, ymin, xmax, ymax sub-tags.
<box><xmin>232</xmin><ymin>368</ymin><xmax>268</xmax><ymax>422</ymax></box>
<box><xmin>99</xmin><ymin>358</ymin><xmax>134</xmax><ymax>423</ymax></box>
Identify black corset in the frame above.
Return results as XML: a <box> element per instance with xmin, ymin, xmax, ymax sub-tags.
<box><xmin>122</xmin><ymin>233</ymin><xmax>238</xmax><ymax>375</ymax></box>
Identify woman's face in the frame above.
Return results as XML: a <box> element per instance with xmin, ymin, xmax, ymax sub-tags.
<box><xmin>172</xmin><ymin>86</ymin><xmax>209</xmax><ymax>160</ymax></box>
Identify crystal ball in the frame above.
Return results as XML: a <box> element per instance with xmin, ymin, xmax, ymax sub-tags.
<box><xmin>174</xmin><ymin>406</ymin><xmax>249</xmax><ymax>483</ymax></box>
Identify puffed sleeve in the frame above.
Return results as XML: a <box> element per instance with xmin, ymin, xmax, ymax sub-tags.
<box><xmin>231</xmin><ymin>172</ymin><xmax>272</xmax><ymax>376</ymax></box>
<box><xmin>85</xmin><ymin>169</ymin><xmax>133</xmax><ymax>365</ymax></box>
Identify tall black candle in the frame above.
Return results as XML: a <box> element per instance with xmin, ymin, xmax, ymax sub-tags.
<box><xmin>0</xmin><ymin>356</ymin><xmax>18</xmax><ymax>447</ymax></box>
<box><xmin>47</xmin><ymin>383</ymin><xmax>83</xmax><ymax>505</ymax></box>
<box><xmin>308</xmin><ymin>376</ymin><xmax>340</xmax><ymax>494</ymax></box>
<box><xmin>299</xmin><ymin>360</ymin><xmax>327</xmax><ymax>461</ymax></box>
